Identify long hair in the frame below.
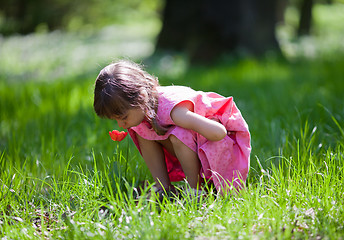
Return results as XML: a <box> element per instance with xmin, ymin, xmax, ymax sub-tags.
<box><xmin>93</xmin><ymin>60</ymin><xmax>168</xmax><ymax>135</ymax></box>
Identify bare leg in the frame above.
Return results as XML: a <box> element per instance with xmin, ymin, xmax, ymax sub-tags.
<box><xmin>136</xmin><ymin>133</ymin><xmax>171</xmax><ymax>190</ymax></box>
<box><xmin>164</xmin><ymin>135</ymin><xmax>201</xmax><ymax>188</ymax></box>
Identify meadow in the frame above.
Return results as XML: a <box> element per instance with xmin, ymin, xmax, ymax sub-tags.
<box><xmin>1</xmin><ymin>3</ymin><xmax>344</xmax><ymax>239</ymax></box>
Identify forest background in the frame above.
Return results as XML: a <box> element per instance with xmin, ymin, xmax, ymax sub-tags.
<box><xmin>1</xmin><ymin>0</ymin><xmax>344</xmax><ymax>239</ymax></box>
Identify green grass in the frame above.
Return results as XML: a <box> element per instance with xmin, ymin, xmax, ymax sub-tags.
<box><xmin>1</xmin><ymin>56</ymin><xmax>344</xmax><ymax>239</ymax></box>
<box><xmin>1</xmin><ymin>3</ymin><xmax>344</xmax><ymax>239</ymax></box>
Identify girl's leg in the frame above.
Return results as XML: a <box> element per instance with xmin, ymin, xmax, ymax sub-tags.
<box><xmin>136</xmin><ymin>133</ymin><xmax>171</xmax><ymax>190</ymax></box>
<box><xmin>159</xmin><ymin>135</ymin><xmax>201</xmax><ymax>189</ymax></box>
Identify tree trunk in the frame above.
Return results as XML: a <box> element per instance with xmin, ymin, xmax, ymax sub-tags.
<box><xmin>238</xmin><ymin>0</ymin><xmax>280</xmax><ymax>56</ymax></box>
<box><xmin>297</xmin><ymin>0</ymin><xmax>313</xmax><ymax>36</ymax></box>
<box><xmin>156</xmin><ymin>0</ymin><xmax>282</xmax><ymax>63</ymax></box>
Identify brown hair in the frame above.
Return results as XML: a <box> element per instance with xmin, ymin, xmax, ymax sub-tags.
<box><xmin>93</xmin><ymin>60</ymin><xmax>168</xmax><ymax>135</ymax></box>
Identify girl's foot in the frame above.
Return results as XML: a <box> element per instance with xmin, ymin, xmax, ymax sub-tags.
<box><xmin>146</xmin><ymin>185</ymin><xmax>177</xmax><ymax>202</ymax></box>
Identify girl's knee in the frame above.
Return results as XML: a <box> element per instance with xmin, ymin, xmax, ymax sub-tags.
<box><xmin>168</xmin><ymin>134</ymin><xmax>183</xmax><ymax>147</ymax></box>
<box><xmin>168</xmin><ymin>134</ymin><xmax>196</xmax><ymax>154</ymax></box>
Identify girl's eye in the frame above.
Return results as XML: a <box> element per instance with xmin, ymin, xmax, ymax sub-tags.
<box><xmin>122</xmin><ymin>116</ymin><xmax>128</xmax><ymax>120</ymax></box>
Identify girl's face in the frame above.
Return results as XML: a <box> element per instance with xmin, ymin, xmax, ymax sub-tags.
<box><xmin>111</xmin><ymin>107</ymin><xmax>145</xmax><ymax>129</ymax></box>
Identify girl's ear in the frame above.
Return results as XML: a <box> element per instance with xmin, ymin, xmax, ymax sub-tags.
<box><xmin>139</xmin><ymin>89</ymin><xmax>149</xmax><ymax>114</ymax></box>
<box><xmin>140</xmin><ymin>89</ymin><xmax>149</xmax><ymax>101</ymax></box>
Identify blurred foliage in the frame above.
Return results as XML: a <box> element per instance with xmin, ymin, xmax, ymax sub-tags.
<box><xmin>276</xmin><ymin>3</ymin><xmax>344</xmax><ymax>60</ymax></box>
<box><xmin>1</xmin><ymin>0</ymin><xmax>343</xmax><ymax>36</ymax></box>
<box><xmin>0</xmin><ymin>0</ymin><xmax>162</xmax><ymax>35</ymax></box>
<box><xmin>1</xmin><ymin>2</ymin><xmax>343</xmax><ymax>83</ymax></box>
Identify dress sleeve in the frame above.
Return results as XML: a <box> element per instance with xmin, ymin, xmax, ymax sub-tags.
<box><xmin>156</xmin><ymin>86</ymin><xmax>196</xmax><ymax>126</ymax></box>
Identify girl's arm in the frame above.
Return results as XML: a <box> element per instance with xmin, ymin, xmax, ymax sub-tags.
<box><xmin>136</xmin><ymin>133</ymin><xmax>171</xmax><ymax>190</ymax></box>
<box><xmin>171</xmin><ymin>101</ymin><xmax>227</xmax><ymax>141</ymax></box>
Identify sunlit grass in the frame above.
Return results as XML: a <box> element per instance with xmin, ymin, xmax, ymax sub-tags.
<box><xmin>0</xmin><ymin>21</ymin><xmax>159</xmax><ymax>82</ymax></box>
<box><xmin>1</xmin><ymin>53</ymin><xmax>344</xmax><ymax>238</ymax></box>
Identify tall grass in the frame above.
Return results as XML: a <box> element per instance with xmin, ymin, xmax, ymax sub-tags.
<box><xmin>1</xmin><ymin>54</ymin><xmax>344</xmax><ymax>238</ymax></box>
<box><xmin>1</xmin><ymin>3</ymin><xmax>344</xmax><ymax>239</ymax></box>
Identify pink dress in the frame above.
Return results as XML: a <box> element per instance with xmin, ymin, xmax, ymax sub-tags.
<box><xmin>128</xmin><ymin>86</ymin><xmax>251</xmax><ymax>192</ymax></box>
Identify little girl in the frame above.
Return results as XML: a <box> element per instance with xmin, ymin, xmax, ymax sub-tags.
<box><xmin>93</xmin><ymin>60</ymin><xmax>251</xmax><ymax>195</ymax></box>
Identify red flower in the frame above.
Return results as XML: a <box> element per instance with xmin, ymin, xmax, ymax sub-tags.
<box><xmin>109</xmin><ymin>130</ymin><xmax>128</xmax><ymax>142</ymax></box>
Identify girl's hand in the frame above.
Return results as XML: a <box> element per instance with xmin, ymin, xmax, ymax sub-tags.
<box><xmin>170</xmin><ymin>101</ymin><xmax>227</xmax><ymax>141</ymax></box>
<box><xmin>109</xmin><ymin>130</ymin><xmax>128</xmax><ymax>141</ymax></box>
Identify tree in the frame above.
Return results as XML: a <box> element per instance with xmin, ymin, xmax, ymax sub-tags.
<box><xmin>0</xmin><ymin>0</ymin><xmax>82</xmax><ymax>35</ymax></box>
<box><xmin>156</xmin><ymin>0</ymin><xmax>284</xmax><ymax>63</ymax></box>
<box><xmin>297</xmin><ymin>0</ymin><xmax>314</xmax><ymax>36</ymax></box>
